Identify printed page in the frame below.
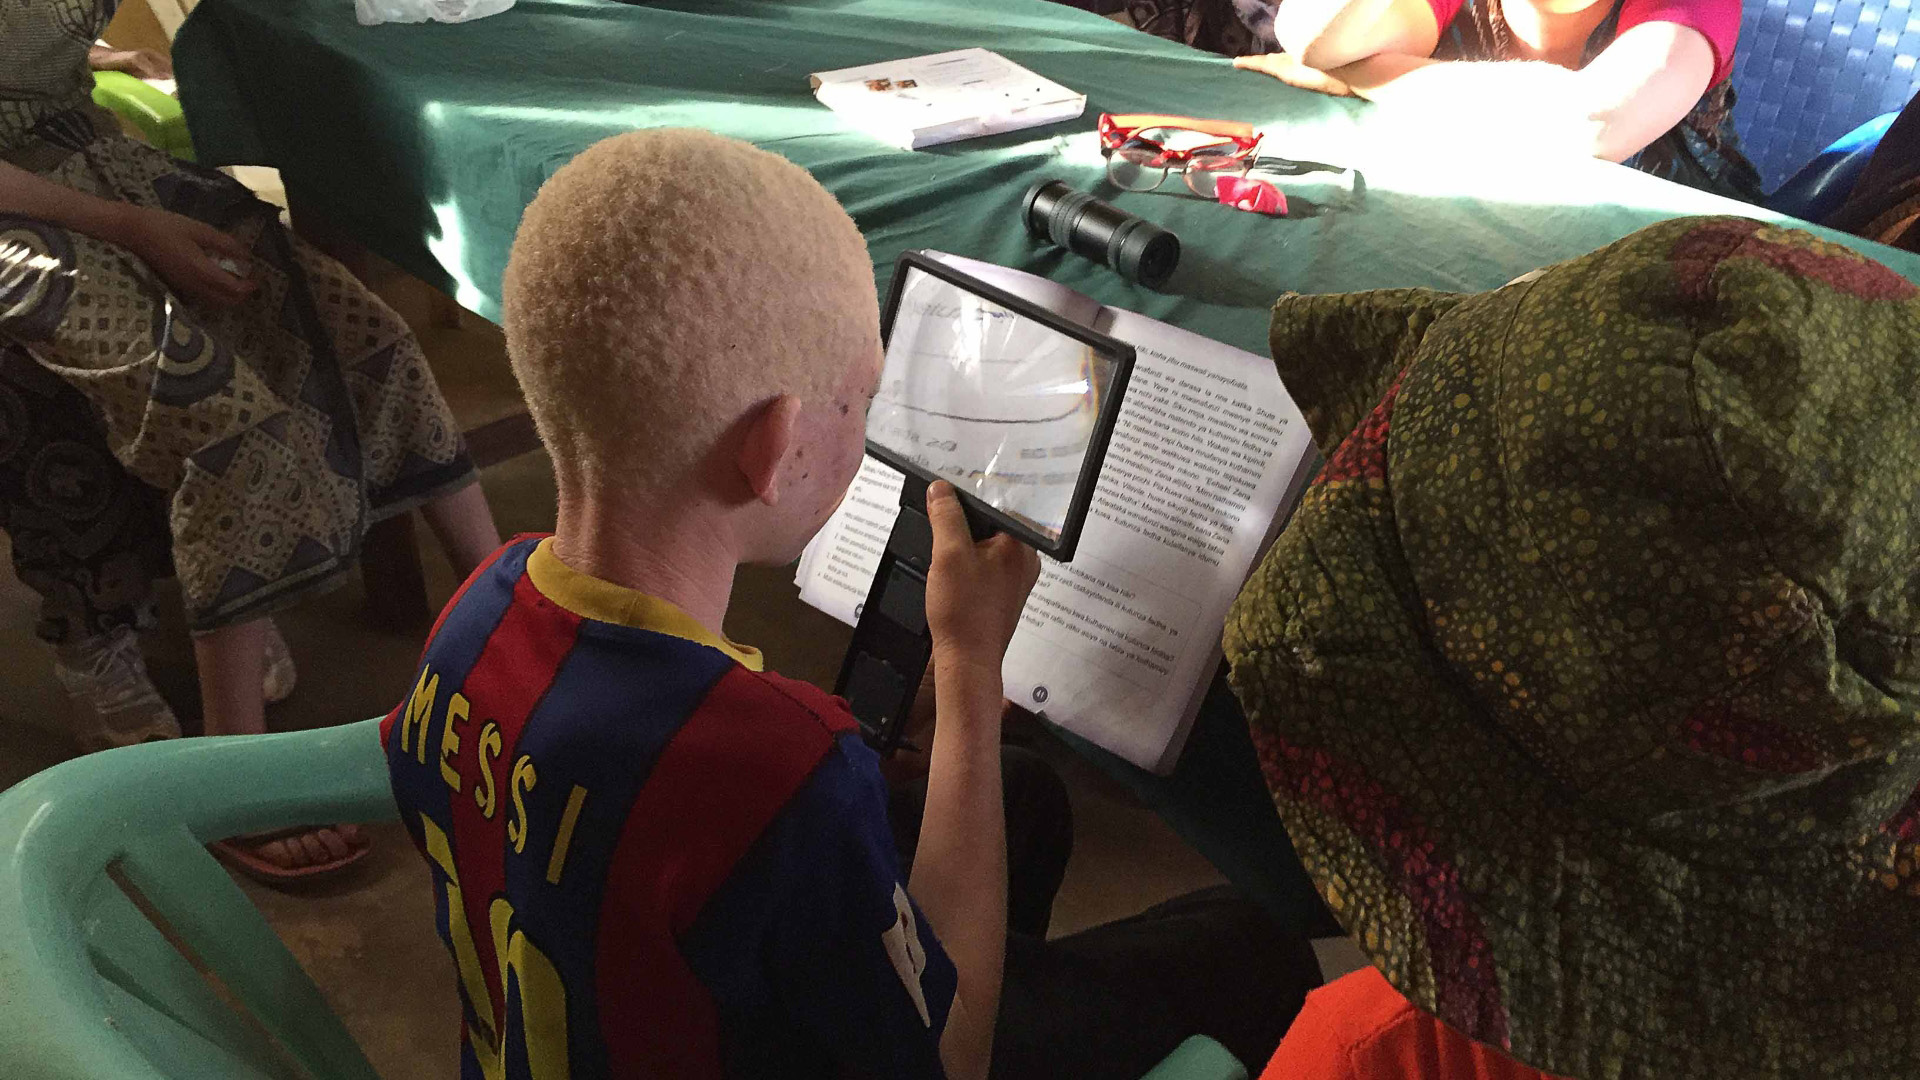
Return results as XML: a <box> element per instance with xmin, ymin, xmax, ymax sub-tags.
<box><xmin>797</xmin><ymin>456</ymin><xmax>906</xmax><ymax>626</ymax></box>
<box><xmin>998</xmin><ymin>307</ymin><xmax>1315</xmax><ymax>771</ymax></box>
<box><xmin>799</xmin><ymin>295</ymin><xmax>1315</xmax><ymax>772</ymax></box>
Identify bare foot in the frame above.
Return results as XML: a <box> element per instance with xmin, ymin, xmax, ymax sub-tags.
<box><xmin>212</xmin><ymin>824</ymin><xmax>370</xmax><ymax>884</ymax></box>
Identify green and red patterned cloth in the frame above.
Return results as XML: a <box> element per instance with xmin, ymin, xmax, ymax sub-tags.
<box><xmin>1227</xmin><ymin>216</ymin><xmax>1920</xmax><ymax>1078</ymax></box>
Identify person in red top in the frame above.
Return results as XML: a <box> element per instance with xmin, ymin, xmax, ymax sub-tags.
<box><xmin>1260</xmin><ymin>968</ymin><xmax>1569</xmax><ymax>1080</ymax></box>
<box><xmin>1229</xmin><ymin>0</ymin><xmax>1764</xmax><ymax>201</ymax></box>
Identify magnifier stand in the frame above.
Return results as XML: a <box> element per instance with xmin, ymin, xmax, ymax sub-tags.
<box><xmin>834</xmin><ymin>472</ymin><xmax>996</xmax><ymax>755</ymax></box>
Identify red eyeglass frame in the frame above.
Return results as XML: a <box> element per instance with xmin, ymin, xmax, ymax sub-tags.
<box><xmin>1097</xmin><ymin>113</ymin><xmax>1264</xmax><ymax>165</ymax></box>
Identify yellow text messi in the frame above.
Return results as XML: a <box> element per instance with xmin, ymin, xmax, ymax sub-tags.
<box><xmin>396</xmin><ymin>665</ymin><xmax>591</xmax><ymax>888</ymax></box>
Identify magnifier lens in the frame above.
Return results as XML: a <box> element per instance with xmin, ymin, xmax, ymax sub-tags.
<box><xmin>871</xmin><ymin>267</ymin><xmax>1118</xmax><ymax>543</ymax></box>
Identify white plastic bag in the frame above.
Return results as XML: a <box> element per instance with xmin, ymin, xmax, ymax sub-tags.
<box><xmin>355</xmin><ymin>0</ymin><xmax>513</xmax><ymax>25</ymax></box>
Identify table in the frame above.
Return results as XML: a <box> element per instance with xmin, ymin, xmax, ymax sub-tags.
<box><xmin>171</xmin><ymin>0</ymin><xmax>1920</xmax><ymax>932</ymax></box>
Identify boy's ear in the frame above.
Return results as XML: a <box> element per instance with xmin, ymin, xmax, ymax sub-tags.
<box><xmin>737</xmin><ymin>395</ymin><xmax>802</xmax><ymax>506</ymax></box>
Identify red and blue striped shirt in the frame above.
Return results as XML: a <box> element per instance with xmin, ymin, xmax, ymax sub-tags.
<box><xmin>383</xmin><ymin>536</ymin><xmax>955</xmax><ymax>1079</ymax></box>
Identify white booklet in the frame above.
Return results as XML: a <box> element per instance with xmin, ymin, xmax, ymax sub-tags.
<box><xmin>808</xmin><ymin>48</ymin><xmax>1086</xmax><ymax>150</ymax></box>
<box><xmin>795</xmin><ymin>255</ymin><xmax>1320</xmax><ymax>773</ymax></box>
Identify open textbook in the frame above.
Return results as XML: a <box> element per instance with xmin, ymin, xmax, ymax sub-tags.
<box><xmin>796</xmin><ymin>255</ymin><xmax>1320</xmax><ymax>773</ymax></box>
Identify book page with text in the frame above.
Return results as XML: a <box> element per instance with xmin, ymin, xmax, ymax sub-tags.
<box><xmin>796</xmin><ymin>456</ymin><xmax>906</xmax><ymax>626</ymax></box>
<box><xmin>796</xmin><ymin>294</ymin><xmax>1315</xmax><ymax>772</ymax></box>
<box><xmin>998</xmin><ymin>308</ymin><xmax>1314</xmax><ymax>770</ymax></box>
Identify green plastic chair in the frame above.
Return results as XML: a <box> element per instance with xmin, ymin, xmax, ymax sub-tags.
<box><xmin>91</xmin><ymin>70</ymin><xmax>195</xmax><ymax>162</ymax></box>
<box><xmin>0</xmin><ymin>719</ymin><xmax>1248</xmax><ymax>1079</ymax></box>
<box><xmin>0</xmin><ymin>720</ymin><xmax>388</xmax><ymax>1079</ymax></box>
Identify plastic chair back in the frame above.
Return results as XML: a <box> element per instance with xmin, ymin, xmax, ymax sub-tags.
<box><xmin>1765</xmin><ymin>108</ymin><xmax>1899</xmax><ymax>219</ymax></box>
<box><xmin>1731</xmin><ymin>0</ymin><xmax>1920</xmax><ymax>192</ymax></box>
<box><xmin>90</xmin><ymin>70</ymin><xmax>196</xmax><ymax>161</ymax></box>
<box><xmin>1143</xmin><ymin>1034</ymin><xmax>1252</xmax><ymax>1080</ymax></box>
<box><xmin>0</xmin><ymin>719</ymin><xmax>1248</xmax><ymax>1079</ymax></box>
<box><xmin>0</xmin><ymin>721</ymin><xmax>393</xmax><ymax>1080</ymax></box>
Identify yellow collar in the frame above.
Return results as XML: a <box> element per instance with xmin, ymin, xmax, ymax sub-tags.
<box><xmin>525</xmin><ymin>538</ymin><xmax>764</xmax><ymax>671</ymax></box>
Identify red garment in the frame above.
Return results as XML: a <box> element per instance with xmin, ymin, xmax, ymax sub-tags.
<box><xmin>1263</xmin><ymin>968</ymin><xmax>1571</xmax><ymax>1080</ymax></box>
<box><xmin>1423</xmin><ymin>0</ymin><xmax>1742</xmax><ymax>84</ymax></box>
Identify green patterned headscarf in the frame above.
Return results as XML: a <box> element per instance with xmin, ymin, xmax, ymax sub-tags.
<box><xmin>1225</xmin><ymin>217</ymin><xmax>1920</xmax><ymax>1079</ymax></box>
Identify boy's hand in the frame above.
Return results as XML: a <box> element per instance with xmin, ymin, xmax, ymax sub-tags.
<box><xmin>924</xmin><ymin>481</ymin><xmax>1040</xmax><ymax>675</ymax></box>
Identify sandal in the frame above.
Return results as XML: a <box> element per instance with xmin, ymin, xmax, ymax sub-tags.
<box><xmin>210</xmin><ymin>823</ymin><xmax>370</xmax><ymax>884</ymax></box>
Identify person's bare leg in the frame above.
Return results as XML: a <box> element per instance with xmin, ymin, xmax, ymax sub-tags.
<box><xmin>195</xmin><ymin>618</ymin><xmax>364</xmax><ymax>875</ymax></box>
<box><xmin>194</xmin><ymin>619</ymin><xmax>267</xmax><ymax>737</ymax></box>
<box><xmin>420</xmin><ymin>479</ymin><xmax>501</xmax><ymax>579</ymax></box>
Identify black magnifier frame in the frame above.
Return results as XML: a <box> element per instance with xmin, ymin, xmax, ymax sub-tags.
<box><xmin>868</xmin><ymin>250</ymin><xmax>1136</xmax><ymax>563</ymax></box>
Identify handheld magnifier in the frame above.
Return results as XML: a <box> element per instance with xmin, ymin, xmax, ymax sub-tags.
<box><xmin>834</xmin><ymin>251</ymin><xmax>1136</xmax><ymax>754</ymax></box>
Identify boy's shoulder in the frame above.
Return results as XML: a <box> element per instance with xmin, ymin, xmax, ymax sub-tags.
<box><xmin>389</xmin><ymin>534</ymin><xmax>864</xmax><ymax>774</ymax></box>
<box><xmin>726</xmin><ymin>665</ymin><xmax>861</xmax><ymax>737</ymax></box>
<box><xmin>651</xmin><ymin>662</ymin><xmax>865</xmax><ymax>799</ymax></box>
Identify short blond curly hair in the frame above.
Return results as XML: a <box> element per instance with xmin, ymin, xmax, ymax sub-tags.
<box><xmin>502</xmin><ymin>129</ymin><xmax>878</xmax><ymax>495</ymax></box>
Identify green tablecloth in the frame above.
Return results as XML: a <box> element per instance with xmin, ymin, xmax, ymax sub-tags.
<box><xmin>174</xmin><ymin>0</ymin><xmax>1920</xmax><ymax>342</ymax></box>
<box><xmin>171</xmin><ymin>0</ymin><xmax>1920</xmax><ymax>932</ymax></box>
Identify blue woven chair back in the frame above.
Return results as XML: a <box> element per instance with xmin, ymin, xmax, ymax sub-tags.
<box><xmin>1732</xmin><ymin>0</ymin><xmax>1920</xmax><ymax>191</ymax></box>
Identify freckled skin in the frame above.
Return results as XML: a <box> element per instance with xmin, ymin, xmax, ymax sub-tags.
<box><xmin>813</xmin><ymin>357</ymin><xmax>882</xmax><ymax>522</ymax></box>
<box><xmin>756</xmin><ymin>348</ymin><xmax>882</xmax><ymax>565</ymax></box>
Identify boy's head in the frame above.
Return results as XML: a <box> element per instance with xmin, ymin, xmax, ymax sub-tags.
<box><xmin>503</xmin><ymin>128</ymin><xmax>881</xmax><ymax>563</ymax></box>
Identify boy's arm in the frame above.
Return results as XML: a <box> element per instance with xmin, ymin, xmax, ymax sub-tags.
<box><xmin>912</xmin><ymin>482</ymin><xmax>1040</xmax><ymax>1080</ymax></box>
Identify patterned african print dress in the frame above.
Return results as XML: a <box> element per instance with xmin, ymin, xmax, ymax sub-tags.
<box><xmin>1</xmin><ymin>0</ymin><xmax>476</xmax><ymax>640</ymax></box>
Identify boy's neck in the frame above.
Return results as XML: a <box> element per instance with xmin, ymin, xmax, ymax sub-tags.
<box><xmin>549</xmin><ymin>495</ymin><xmax>739</xmax><ymax>640</ymax></box>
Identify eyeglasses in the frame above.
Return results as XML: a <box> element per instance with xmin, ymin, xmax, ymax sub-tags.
<box><xmin>1098</xmin><ymin>113</ymin><xmax>1264</xmax><ymax>199</ymax></box>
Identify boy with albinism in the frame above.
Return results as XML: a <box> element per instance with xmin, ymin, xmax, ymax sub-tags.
<box><xmin>384</xmin><ymin>127</ymin><xmax>1319</xmax><ymax>1080</ymax></box>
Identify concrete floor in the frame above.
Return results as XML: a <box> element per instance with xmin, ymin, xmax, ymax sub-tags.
<box><xmin>0</xmin><ymin>272</ymin><xmax>1370</xmax><ymax>1079</ymax></box>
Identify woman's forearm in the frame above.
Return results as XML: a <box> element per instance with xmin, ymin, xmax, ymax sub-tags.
<box><xmin>1339</xmin><ymin>54</ymin><xmax>1575</xmax><ymax>106</ymax></box>
<box><xmin>0</xmin><ymin>159</ymin><xmax>134</xmax><ymax>240</ymax></box>
<box><xmin>1334</xmin><ymin>55</ymin><xmax>1613</xmax><ymax>155</ymax></box>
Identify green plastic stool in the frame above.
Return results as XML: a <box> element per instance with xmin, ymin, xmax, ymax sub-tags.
<box><xmin>90</xmin><ymin>70</ymin><xmax>195</xmax><ymax>161</ymax></box>
<box><xmin>0</xmin><ymin>719</ymin><xmax>1248</xmax><ymax>1078</ymax></box>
